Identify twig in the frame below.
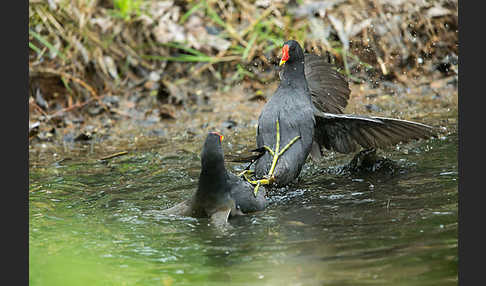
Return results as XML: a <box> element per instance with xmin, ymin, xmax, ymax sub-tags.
<box><xmin>99</xmin><ymin>151</ymin><xmax>129</xmax><ymax>161</ymax></box>
<box><xmin>50</xmin><ymin>98</ymin><xmax>96</xmax><ymax>117</ymax></box>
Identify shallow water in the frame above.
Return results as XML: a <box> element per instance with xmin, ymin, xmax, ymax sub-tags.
<box><xmin>29</xmin><ymin>123</ymin><xmax>457</xmax><ymax>285</ymax></box>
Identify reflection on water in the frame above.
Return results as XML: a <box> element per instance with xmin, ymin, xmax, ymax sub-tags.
<box><xmin>29</xmin><ymin>130</ymin><xmax>457</xmax><ymax>286</ymax></box>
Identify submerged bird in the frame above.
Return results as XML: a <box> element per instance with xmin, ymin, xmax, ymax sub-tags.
<box><xmin>244</xmin><ymin>40</ymin><xmax>435</xmax><ymax>194</ymax></box>
<box><xmin>162</xmin><ymin>132</ymin><xmax>267</xmax><ymax>226</ymax></box>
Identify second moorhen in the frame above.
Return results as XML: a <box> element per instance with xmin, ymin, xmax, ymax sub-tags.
<box><xmin>163</xmin><ymin>132</ymin><xmax>268</xmax><ymax>226</ymax></box>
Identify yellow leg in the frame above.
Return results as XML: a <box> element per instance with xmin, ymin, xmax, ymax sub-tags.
<box><xmin>241</xmin><ymin>119</ymin><xmax>301</xmax><ymax>196</ymax></box>
<box><xmin>238</xmin><ymin>169</ymin><xmax>254</xmax><ymax>178</ymax></box>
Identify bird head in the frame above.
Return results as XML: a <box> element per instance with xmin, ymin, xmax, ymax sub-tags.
<box><xmin>279</xmin><ymin>40</ymin><xmax>304</xmax><ymax>66</ymax></box>
<box><xmin>201</xmin><ymin>132</ymin><xmax>225</xmax><ymax>169</ymax></box>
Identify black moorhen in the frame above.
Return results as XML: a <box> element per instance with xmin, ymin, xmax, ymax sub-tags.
<box><xmin>245</xmin><ymin>40</ymin><xmax>434</xmax><ymax>194</ymax></box>
<box><xmin>163</xmin><ymin>132</ymin><xmax>267</xmax><ymax>225</ymax></box>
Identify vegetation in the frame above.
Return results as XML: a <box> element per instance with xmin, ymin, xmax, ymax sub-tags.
<box><xmin>29</xmin><ymin>0</ymin><xmax>458</xmax><ymax>142</ymax></box>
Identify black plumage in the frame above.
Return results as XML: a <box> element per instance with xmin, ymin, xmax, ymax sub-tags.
<box><xmin>163</xmin><ymin>132</ymin><xmax>267</xmax><ymax>224</ymax></box>
<box><xmin>251</xmin><ymin>40</ymin><xmax>435</xmax><ymax>187</ymax></box>
<box><xmin>304</xmin><ymin>53</ymin><xmax>350</xmax><ymax>114</ymax></box>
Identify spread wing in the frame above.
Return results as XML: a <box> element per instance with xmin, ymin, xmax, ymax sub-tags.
<box><xmin>314</xmin><ymin>111</ymin><xmax>436</xmax><ymax>154</ymax></box>
<box><xmin>304</xmin><ymin>54</ymin><xmax>351</xmax><ymax>114</ymax></box>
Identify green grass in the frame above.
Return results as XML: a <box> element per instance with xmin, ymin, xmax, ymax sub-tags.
<box><xmin>142</xmin><ymin>41</ymin><xmax>234</xmax><ymax>63</ymax></box>
<box><xmin>137</xmin><ymin>0</ymin><xmax>356</xmax><ymax>71</ymax></box>
<box><xmin>179</xmin><ymin>1</ymin><xmax>205</xmax><ymax>24</ymax></box>
<box><xmin>173</xmin><ymin>0</ymin><xmax>286</xmax><ymax>64</ymax></box>
<box><xmin>112</xmin><ymin>0</ymin><xmax>142</xmax><ymax>21</ymax></box>
<box><xmin>29</xmin><ymin>30</ymin><xmax>66</xmax><ymax>61</ymax></box>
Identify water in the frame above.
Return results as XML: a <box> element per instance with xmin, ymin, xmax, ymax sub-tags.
<box><xmin>29</xmin><ymin>129</ymin><xmax>458</xmax><ymax>285</ymax></box>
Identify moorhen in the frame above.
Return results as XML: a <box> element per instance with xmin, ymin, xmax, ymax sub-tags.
<box><xmin>244</xmin><ymin>40</ymin><xmax>434</xmax><ymax>195</ymax></box>
<box><xmin>163</xmin><ymin>132</ymin><xmax>267</xmax><ymax>226</ymax></box>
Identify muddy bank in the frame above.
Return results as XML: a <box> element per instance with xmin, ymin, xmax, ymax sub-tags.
<box><xmin>29</xmin><ymin>68</ymin><xmax>457</xmax><ymax>168</ymax></box>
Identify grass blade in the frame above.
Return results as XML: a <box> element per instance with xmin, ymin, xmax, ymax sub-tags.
<box><xmin>180</xmin><ymin>1</ymin><xmax>205</xmax><ymax>24</ymax></box>
<box><xmin>29</xmin><ymin>42</ymin><xmax>43</xmax><ymax>55</ymax></box>
<box><xmin>160</xmin><ymin>42</ymin><xmax>207</xmax><ymax>58</ymax></box>
<box><xmin>29</xmin><ymin>30</ymin><xmax>66</xmax><ymax>61</ymax></box>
